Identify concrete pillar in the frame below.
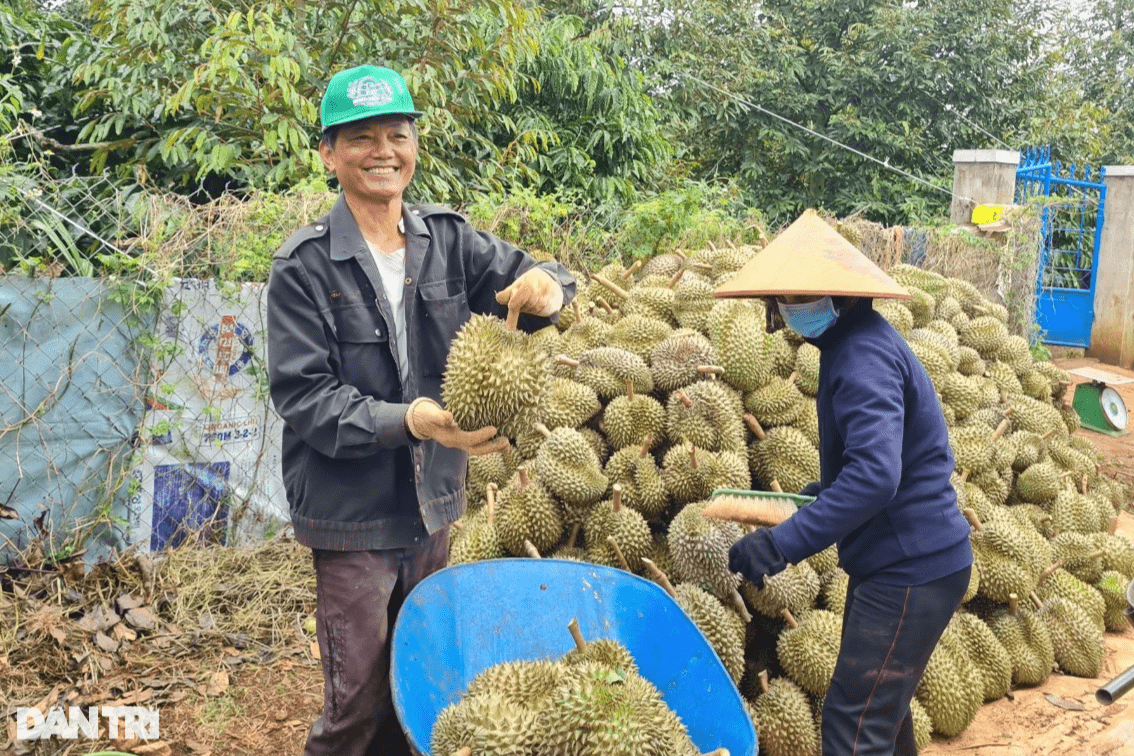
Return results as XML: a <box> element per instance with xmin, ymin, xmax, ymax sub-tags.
<box><xmin>950</xmin><ymin>149</ymin><xmax>1021</xmax><ymax>225</ymax></box>
<box><xmin>1087</xmin><ymin>166</ymin><xmax>1134</xmax><ymax>368</ymax></box>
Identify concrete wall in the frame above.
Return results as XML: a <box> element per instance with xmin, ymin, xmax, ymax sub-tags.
<box><xmin>1087</xmin><ymin>166</ymin><xmax>1134</xmax><ymax>368</ymax></box>
<box><xmin>950</xmin><ymin>150</ymin><xmax>1020</xmax><ymax>225</ymax></box>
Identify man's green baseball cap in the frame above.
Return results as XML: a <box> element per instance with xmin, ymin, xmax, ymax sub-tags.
<box><xmin>320</xmin><ymin>65</ymin><xmax>423</xmax><ymax>131</ymax></box>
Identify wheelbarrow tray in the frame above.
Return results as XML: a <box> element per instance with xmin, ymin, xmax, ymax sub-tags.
<box><xmin>391</xmin><ymin>558</ymin><xmax>757</xmax><ymax>755</ymax></box>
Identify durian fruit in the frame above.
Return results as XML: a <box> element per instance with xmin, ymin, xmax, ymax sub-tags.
<box><xmin>749</xmin><ymin>671</ymin><xmax>822</xmax><ymax>756</ymax></box>
<box><xmin>562</xmin><ymin>620</ymin><xmax>639</xmax><ymax>674</ymax></box>
<box><xmin>748</xmin><ymin>420</ymin><xmax>821</xmax><ymax>495</ymax></box>
<box><xmin>935</xmin><ymin>295</ymin><xmax>963</xmax><ymax>322</ymax></box>
<box><xmin>650</xmin><ymin>330</ymin><xmax>720</xmax><ymax>392</ymax></box>
<box><xmin>667</xmin><ymin>499</ymin><xmax>746</xmax><ymax>604</ymax></box>
<box><xmin>959</xmin><ymin>315</ymin><xmax>1009</xmax><ymax>359</ymax></box>
<box><xmin>901</xmin><ymin>286</ymin><xmax>937</xmax><ymax>328</ymax></box>
<box><xmin>769</xmin><ymin>330</ymin><xmax>799</xmax><ymax>379</ymax></box>
<box><xmin>710</xmin><ymin>243</ymin><xmax>760</xmax><ymax>280</ymax></box>
<box><xmin>549</xmin><ymin>524</ymin><xmax>586</xmax><ymax>561</ymax></box>
<box><xmin>496</xmin><ymin>467</ymin><xmax>564</xmax><ymax>557</ymax></box>
<box><xmin>543</xmin><ymin>659</ymin><xmax>694</xmax><ymax>756</ymax></box>
<box><xmin>642</xmin><ymin>559</ymin><xmax>746</xmax><ymax>684</ymax></box>
<box><xmin>890</xmin><ymin>263</ymin><xmax>950</xmax><ymax>302</ymax></box>
<box><xmin>956</xmin><ymin>345</ymin><xmax>986</xmax><ymax>376</ymax></box>
<box><xmin>584</xmin><ymin>485</ymin><xmax>653</xmax><ymax>572</ymax></box>
<box><xmin>964</xmin><ymin>509</ymin><xmax>1040</xmax><ymax>603</ymax></box>
<box><xmin>467</xmin><ymin>444</ymin><xmax>518</xmax><ymax>510</ymax></box>
<box><xmin>465</xmin><ymin>658</ymin><xmax>566</xmax><ymax>710</ymax></box>
<box><xmin>744</xmin><ymin>373</ymin><xmax>804</xmax><ymax>428</ymax></box>
<box><xmin>673</xmin><ymin>275</ymin><xmax>717</xmax><ymax>334</ymax></box>
<box><xmin>987</xmin><ymin>593</ymin><xmax>1055</xmax><ymax>687</ymax></box>
<box><xmin>1033</xmin><ymin>594</ymin><xmax>1105</xmax><ymax>678</ymax></box>
<box><xmin>996</xmin><ymin>334</ymin><xmax>1034</xmax><ymax>375</ymax></box>
<box><xmin>533</xmin><ymin>423</ymin><xmax>609</xmax><ymax>507</ymax></box>
<box><xmin>709</xmin><ymin>299</ymin><xmax>773</xmax><ymax>392</ymax></box>
<box><xmin>556</xmin><ymin>347</ymin><xmax>653</xmax><ymax>399</ymax></box>
<box><xmin>1015</xmin><ymin>461</ymin><xmax>1063</xmax><ymax>505</ymax></box>
<box><xmin>559</xmin><ymin>307</ymin><xmax>615</xmax><ymax>356</ymax></box>
<box><xmin>821</xmin><ymin>569</ymin><xmax>850</xmax><ymax>615</ymax></box>
<box><xmin>538</xmin><ymin>377</ymin><xmax>602</xmax><ymax>431</ymax></box>
<box><xmin>1008</xmin><ymin>430</ymin><xmax>1047</xmax><ymax>472</ymax></box>
<box><xmin>909</xmin><ymin>327</ymin><xmax>960</xmax><ymax>371</ymax></box>
<box><xmin>910</xmin><ymin>697</ymin><xmax>933</xmax><ymax>752</ymax></box>
<box><xmin>1006</xmin><ymin>393</ymin><xmax>1069</xmax><ymax>439</ymax></box>
<box><xmin>793</xmin><ymin>344</ymin><xmax>821</xmax><ymax>397</ymax></box>
<box><xmin>949</xmin><ymin>424</ymin><xmax>994</xmax><ymax>476</ymax></box>
<box><xmin>1091</xmin><ymin>531</ymin><xmax>1134</xmax><ymax>578</ymax></box>
<box><xmin>604</xmin><ymin>437</ymin><xmax>669</xmax><ymax>520</ymax></box>
<box><xmin>741</xmin><ymin>558</ymin><xmax>821</xmax><ymax>619</ymax></box>
<box><xmin>1020</xmin><ymin>369</ymin><xmax>1053</xmax><ymax>401</ymax></box>
<box><xmin>777</xmin><ymin>609</ymin><xmax>841</xmax><ymax>697</ymax></box>
<box><xmin>1051</xmin><ymin>532</ymin><xmax>1107</xmax><ymax>584</ymax></box>
<box><xmin>874</xmin><ymin>299</ymin><xmax>915</xmax><ymax>337</ymax></box>
<box><xmin>793</xmin><ymin>397</ymin><xmax>820</xmax><ymax>449</ymax></box>
<box><xmin>950</xmin><ymin>612</ymin><xmax>1013</xmax><ymax>702</ymax></box>
<box><xmin>666</xmin><ymin>380</ymin><xmax>747</xmax><ymax>452</ymax></box>
<box><xmin>910</xmin><ymin>340</ymin><xmax>952</xmax><ymax>386</ymax></box>
<box><xmin>940</xmin><ymin>372</ymin><xmax>986</xmax><ymax>421</ymax></box>
<box><xmin>1095</xmin><ymin>570</ymin><xmax>1134</xmax><ymax>632</ymax></box>
<box><xmin>641</xmin><ymin>252</ymin><xmax>685</xmax><ymax>278</ymax></box>
<box><xmin>1034</xmin><ymin>560</ymin><xmax>1106</xmax><ymax>633</ymax></box>
<box><xmin>915</xmin><ymin>620</ymin><xmax>983</xmax><ymax>737</ymax></box>
<box><xmin>1048</xmin><ymin>438</ymin><xmax>1099</xmax><ymax>480</ymax></box>
<box><xmin>430</xmin><ymin>690</ymin><xmax>540</xmax><ymax>756</ymax></box>
<box><xmin>609</xmin><ymin>313</ymin><xmax>675</xmax><ymax>362</ymax></box>
<box><xmin>441</xmin><ymin>313</ymin><xmax>550</xmax><ymax>433</ymax></box>
<box><xmin>1050</xmin><ymin>487</ymin><xmax>1101</xmax><ymax>535</ymax></box>
<box><xmin>662</xmin><ymin>443</ymin><xmax>750</xmax><ymax>505</ymax></box>
<box><xmin>805</xmin><ymin>544</ymin><xmax>840</xmax><ymax>587</ymax></box>
<box><xmin>621</xmin><ymin>273</ymin><xmax>681</xmax><ymax>325</ymax></box>
<box><xmin>449</xmin><ymin>483</ymin><xmax>505</xmax><ymax>564</ymax></box>
<box><xmin>577</xmin><ymin>426</ymin><xmax>612</xmax><ymax>467</ymax></box>
<box><xmin>603</xmin><ymin>379</ymin><xmax>666</xmax><ymax>451</ymax></box>
<box><xmin>555</xmin><ymin>288</ymin><xmax>589</xmax><ymax>331</ymax></box>
<box><xmin>946</xmin><ymin>277</ymin><xmax>984</xmax><ymax>313</ymax></box>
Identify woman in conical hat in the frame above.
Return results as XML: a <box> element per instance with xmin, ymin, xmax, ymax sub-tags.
<box><xmin>719</xmin><ymin>210</ymin><xmax>973</xmax><ymax>756</ymax></box>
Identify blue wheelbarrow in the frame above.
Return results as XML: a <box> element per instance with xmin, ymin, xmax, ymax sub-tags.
<box><xmin>391</xmin><ymin>558</ymin><xmax>758</xmax><ymax>755</ymax></box>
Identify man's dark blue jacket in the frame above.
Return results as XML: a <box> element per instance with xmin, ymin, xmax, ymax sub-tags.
<box><xmin>770</xmin><ymin>299</ymin><xmax>973</xmax><ymax>585</ymax></box>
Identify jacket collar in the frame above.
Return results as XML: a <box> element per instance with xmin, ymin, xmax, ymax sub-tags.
<box><xmin>807</xmin><ymin>297</ymin><xmax>874</xmax><ymax>350</ymax></box>
<box><xmin>327</xmin><ymin>194</ymin><xmax>432</xmax><ymax>261</ymax></box>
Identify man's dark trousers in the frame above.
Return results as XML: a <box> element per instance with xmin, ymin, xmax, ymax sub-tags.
<box><xmin>305</xmin><ymin>528</ymin><xmax>448</xmax><ymax>756</ymax></box>
<box><xmin>822</xmin><ymin>565</ymin><xmax>971</xmax><ymax>756</ymax></box>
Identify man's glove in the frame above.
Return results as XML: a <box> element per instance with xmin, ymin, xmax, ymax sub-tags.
<box><xmin>798</xmin><ymin>481</ymin><xmax>822</xmax><ymax>497</ymax></box>
<box><xmin>728</xmin><ymin>528</ymin><xmax>788</xmax><ymax>589</ymax></box>
<box><xmin>496</xmin><ymin>268</ymin><xmax>563</xmax><ymax>327</ymax></box>
<box><xmin>405</xmin><ymin>398</ymin><xmax>508</xmax><ymax>456</ymax></box>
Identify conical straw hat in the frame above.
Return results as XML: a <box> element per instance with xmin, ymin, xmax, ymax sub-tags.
<box><xmin>714</xmin><ymin>210</ymin><xmax>910</xmax><ymax>300</ymax></box>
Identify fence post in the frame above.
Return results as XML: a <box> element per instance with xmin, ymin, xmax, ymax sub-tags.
<box><xmin>1087</xmin><ymin>166</ymin><xmax>1134</xmax><ymax>368</ymax></box>
<box><xmin>950</xmin><ymin>149</ymin><xmax>1021</xmax><ymax>225</ymax></box>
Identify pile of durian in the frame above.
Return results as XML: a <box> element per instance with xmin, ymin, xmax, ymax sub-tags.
<box><xmin>441</xmin><ymin>242</ymin><xmax>1134</xmax><ymax>755</ymax></box>
<box><xmin>432</xmin><ymin>620</ymin><xmax>727</xmax><ymax>756</ymax></box>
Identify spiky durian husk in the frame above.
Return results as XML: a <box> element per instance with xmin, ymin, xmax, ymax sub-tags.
<box><xmin>583</xmin><ymin>497</ymin><xmax>652</xmax><ymax>571</ymax></box>
<box><xmin>603</xmin><ymin>392</ymin><xmax>666</xmax><ymax>451</ymax></box>
<box><xmin>749</xmin><ymin>426</ymin><xmax>820</xmax><ymax>494</ymax></box>
<box><xmin>950</xmin><ymin>612</ymin><xmax>1013</xmax><ymax>702</ymax></box>
<box><xmin>431</xmin><ymin>691</ymin><xmax>541</xmax><ymax>756</ymax></box>
<box><xmin>741</xmin><ymin>560</ymin><xmax>821</xmax><ymax>619</ymax></box>
<box><xmin>604</xmin><ymin>445</ymin><xmax>668</xmax><ymax>519</ymax></box>
<box><xmin>674</xmin><ymin>582</ymin><xmax>746</xmax><ymax>684</ymax></box>
<box><xmin>915</xmin><ymin>623</ymin><xmax>983</xmax><ymax>737</ymax></box>
<box><xmin>539</xmin><ymin>377</ymin><xmax>602</xmax><ymax>430</ymax></box>
<box><xmin>609</xmin><ymin>314</ymin><xmax>674</xmax><ymax>362</ymax></box>
<box><xmin>1038</xmin><ymin>596</ymin><xmax>1105</xmax><ymax>678</ymax></box>
<box><xmin>666</xmin><ymin>380</ymin><xmax>747</xmax><ymax>452</ymax></box>
<box><xmin>442</xmin><ymin>314</ymin><xmax>550</xmax><ymax>432</ymax></box>
<box><xmin>465</xmin><ymin>659</ymin><xmax>566</xmax><ymax>709</ymax></box>
<box><xmin>667</xmin><ymin>500</ymin><xmax>744</xmax><ymax>600</ymax></box>
<box><xmin>744</xmin><ymin>376</ymin><xmax>804</xmax><ymax>428</ymax></box>
<box><xmin>749</xmin><ymin>676</ymin><xmax>822</xmax><ymax>756</ymax></box>
<box><xmin>535</xmin><ymin>426</ymin><xmax>609</xmax><ymax>506</ymax></box>
<box><xmin>710</xmin><ymin>299</ymin><xmax>772</xmax><ymax>392</ymax></box>
<box><xmin>778</xmin><ymin>609</ymin><xmax>841</xmax><ymax>697</ymax></box>
<box><xmin>987</xmin><ymin>602</ymin><xmax>1054</xmax><ymax>687</ymax></box>
<box><xmin>649</xmin><ymin>330</ymin><xmax>718</xmax><ymax>393</ymax></box>
<box><xmin>496</xmin><ymin>473</ymin><xmax>564</xmax><ymax>556</ymax></box>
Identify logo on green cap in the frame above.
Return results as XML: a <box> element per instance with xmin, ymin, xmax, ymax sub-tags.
<box><xmin>321</xmin><ymin>65</ymin><xmax>423</xmax><ymax>130</ymax></box>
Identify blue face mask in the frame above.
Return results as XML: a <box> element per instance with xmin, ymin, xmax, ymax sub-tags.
<box><xmin>777</xmin><ymin>296</ymin><xmax>839</xmax><ymax>338</ymax></box>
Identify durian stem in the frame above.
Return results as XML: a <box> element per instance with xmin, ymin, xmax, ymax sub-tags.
<box><xmin>1080</xmin><ymin>474</ymin><xmax>1089</xmax><ymax>495</ymax></box>
<box><xmin>1008</xmin><ymin>593</ymin><xmax>1019</xmax><ymax>615</ymax></box>
<box><xmin>676</xmin><ymin>390</ymin><xmax>693</xmax><ymax>408</ymax></box>
<box><xmin>962</xmin><ymin>508</ymin><xmax>982</xmax><ymax>531</ymax></box>
<box><xmin>567</xmin><ymin>617</ymin><xmax>586</xmax><ymax>651</ymax></box>
<box><xmin>668</xmin><ymin>268</ymin><xmax>687</xmax><ymax>289</ymax></box>
<box><xmin>517</xmin><ymin>467</ymin><xmax>530</xmax><ymax>487</ymax></box>
<box><xmin>573</xmin><ymin>298</ymin><xmax>583</xmax><ymax>322</ymax></box>
<box><xmin>690</xmin><ymin>445</ymin><xmax>699</xmax><ymax>470</ymax></box>
<box><xmin>505</xmin><ymin>306</ymin><xmax>520</xmax><ymax>332</ymax></box>
<box><xmin>701</xmin><ymin>750</ymin><xmax>730</xmax><ymax>756</ymax></box>
<box><xmin>622</xmin><ymin>258</ymin><xmax>644</xmax><ymax>279</ymax></box>
<box><xmin>729</xmin><ymin>587</ymin><xmax>753</xmax><ymax>623</ymax></box>
<box><xmin>639</xmin><ymin>436</ymin><xmax>653</xmax><ymax>457</ymax></box>
<box><xmin>1038</xmin><ymin>559</ymin><xmax>1065</xmax><ymax>585</ymax></box>
<box><xmin>451</xmin><ymin>748</ymin><xmax>472</xmax><ymax>756</ymax></box>
<box><xmin>532</xmin><ymin>422</ymin><xmax>552</xmax><ymax>439</ymax></box>
<box><xmin>626</xmin><ymin>379</ymin><xmax>635</xmax><ymax>401</ymax></box>
<box><xmin>1088</xmin><ymin>549</ymin><xmax>1106</xmax><ymax>561</ymax></box>
<box><xmin>486</xmin><ymin>483</ymin><xmax>498</xmax><ymax>526</ymax></box>
<box><xmin>590</xmin><ymin>273</ymin><xmax>630</xmax><ymax>300</ymax></box>
<box><xmin>689</xmin><ymin>262</ymin><xmax>714</xmax><ymax>273</ymax></box>
<box><xmin>787</xmin><ymin>371</ymin><xmax>799</xmax><ymax>385</ymax></box>
<box><xmin>451</xmin><ymin>520</ymin><xmax>464</xmax><ymax>531</ymax></box>
<box><xmin>758</xmin><ymin>669</ymin><xmax>770</xmax><ymax>694</ymax></box>
<box><xmin>769</xmin><ymin>479</ymin><xmax>784</xmax><ymax>494</ymax></box>
<box><xmin>555</xmin><ymin>354</ymin><xmax>580</xmax><ymax>369</ymax></box>
<box><xmin>607</xmin><ymin>536</ymin><xmax>630</xmax><ymax>571</ymax></box>
<box><xmin>1108</xmin><ymin>517</ymin><xmax>1119</xmax><ymax>536</ymax></box>
<box><xmin>726</xmin><ymin>239</ymin><xmax>737</xmax><ymax>250</ymax></box>
<box><xmin>523</xmin><ymin>540</ymin><xmax>541</xmax><ymax>559</ymax></box>
<box><xmin>567</xmin><ymin>522</ymin><xmax>581</xmax><ymax>549</ymax></box>
<box><xmin>707</xmin><ymin>240</ymin><xmax>718</xmax><ymax>252</ymax></box>
<box><xmin>697</xmin><ymin>365</ymin><xmax>725</xmax><ymax>376</ymax></box>
<box><xmin>596</xmin><ymin>297</ymin><xmax>617</xmax><ymax>314</ymax></box>
<box><xmin>781</xmin><ymin>608</ymin><xmax>799</xmax><ymax>629</ymax></box>
<box><xmin>991</xmin><ymin>417</ymin><xmax>1012</xmax><ymax>442</ymax></box>
<box><xmin>612</xmin><ymin>483</ymin><xmax>623</xmax><ymax>512</ymax></box>
<box><xmin>1000</xmin><ymin>389</ymin><xmax>1009</xmax><ymax>405</ymax></box>
<box><xmin>960</xmin><ymin>468</ymin><xmax>971</xmax><ymax>483</ymax></box>
<box><xmin>743</xmin><ymin>413</ymin><xmax>767</xmax><ymax>441</ymax></box>
<box><xmin>1029</xmin><ymin>592</ymin><xmax>1044</xmax><ymax>610</ymax></box>
<box><xmin>641</xmin><ymin>558</ymin><xmax>679</xmax><ymax>598</ymax></box>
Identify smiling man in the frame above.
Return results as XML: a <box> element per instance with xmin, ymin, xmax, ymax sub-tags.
<box><xmin>266</xmin><ymin>65</ymin><xmax>575</xmax><ymax>756</ymax></box>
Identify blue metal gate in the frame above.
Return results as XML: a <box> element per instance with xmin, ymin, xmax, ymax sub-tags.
<box><xmin>1015</xmin><ymin>146</ymin><xmax>1107</xmax><ymax>348</ymax></box>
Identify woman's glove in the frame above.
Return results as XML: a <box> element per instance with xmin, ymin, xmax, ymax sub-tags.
<box><xmin>728</xmin><ymin>528</ymin><xmax>788</xmax><ymax>589</ymax></box>
<box><xmin>496</xmin><ymin>268</ymin><xmax>563</xmax><ymax>323</ymax></box>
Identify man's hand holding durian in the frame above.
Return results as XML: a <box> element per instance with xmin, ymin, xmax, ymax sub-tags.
<box><xmin>495</xmin><ymin>268</ymin><xmax>564</xmax><ymax>328</ymax></box>
<box><xmin>404</xmin><ymin>397</ymin><xmax>509</xmax><ymax>455</ymax></box>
